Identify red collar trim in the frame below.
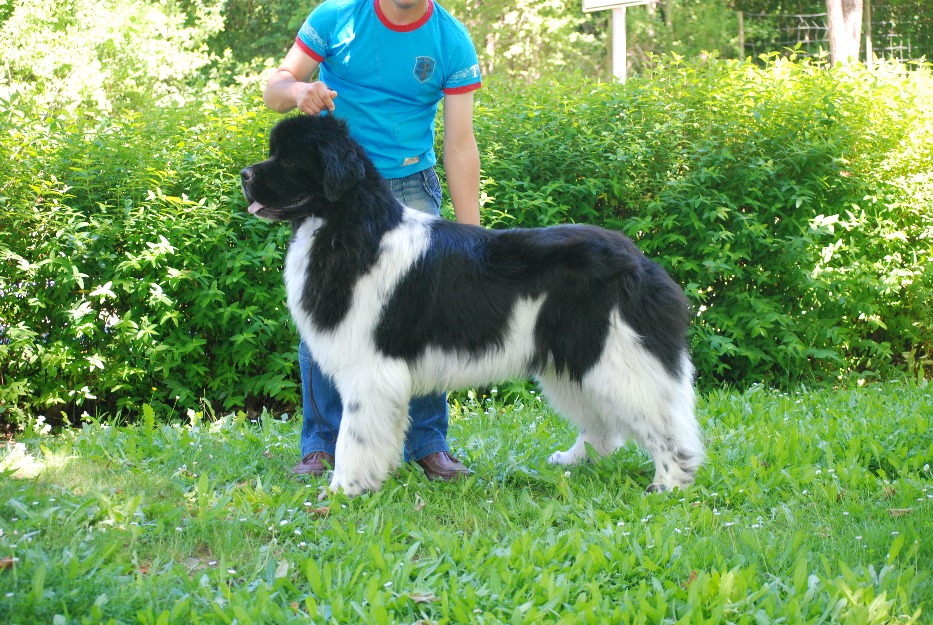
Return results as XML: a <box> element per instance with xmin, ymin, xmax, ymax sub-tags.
<box><xmin>375</xmin><ymin>0</ymin><xmax>434</xmax><ymax>32</ymax></box>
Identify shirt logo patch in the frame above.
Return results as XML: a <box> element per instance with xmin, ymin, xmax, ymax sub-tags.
<box><xmin>413</xmin><ymin>57</ymin><xmax>437</xmax><ymax>83</ymax></box>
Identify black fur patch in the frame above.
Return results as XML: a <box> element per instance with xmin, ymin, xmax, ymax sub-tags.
<box><xmin>375</xmin><ymin>221</ymin><xmax>690</xmax><ymax>380</ymax></box>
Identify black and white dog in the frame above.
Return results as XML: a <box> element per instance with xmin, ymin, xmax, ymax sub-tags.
<box><xmin>242</xmin><ymin>115</ymin><xmax>703</xmax><ymax>497</ymax></box>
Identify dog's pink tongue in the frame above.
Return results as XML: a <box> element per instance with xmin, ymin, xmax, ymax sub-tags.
<box><xmin>247</xmin><ymin>201</ymin><xmax>265</xmax><ymax>215</ymax></box>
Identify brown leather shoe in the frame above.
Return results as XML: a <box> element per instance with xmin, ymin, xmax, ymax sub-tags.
<box><xmin>416</xmin><ymin>451</ymin><xmax>472</xmax><ymax>482</ymax></box>
<box><xmin>292</xmin><ymin>451</ymin><xmax>334</xmax><ymax>477</ymax></box>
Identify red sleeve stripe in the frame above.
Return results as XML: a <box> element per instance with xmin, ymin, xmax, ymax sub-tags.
<box><xmin>444</xmin><ymin>82</ymin><xmax>482</xmax><ymax>95</ymax></box>
<box><xmin>295</xmin><ymin>37</ymin><xmax>325</xmax><ymax>62</ymax></box>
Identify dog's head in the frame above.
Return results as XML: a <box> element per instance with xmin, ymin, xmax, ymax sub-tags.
<box><xmin>241</xmin><ymin>115</ymin><xmax>367</xmax><ymax>221</ymax></box>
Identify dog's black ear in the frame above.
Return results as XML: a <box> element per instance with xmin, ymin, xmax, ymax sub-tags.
<box><xmin>319</xmin><ymin>141</ymin><xmax>366</xmax><ymax>202</ymax></box>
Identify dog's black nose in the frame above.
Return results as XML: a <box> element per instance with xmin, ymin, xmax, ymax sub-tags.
<box><xmin>240</xmin><ymin>167</ymin><xmax>254</xmax><ymax>183</ymax></box>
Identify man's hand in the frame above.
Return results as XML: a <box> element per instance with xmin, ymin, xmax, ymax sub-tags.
<box><xmin>295</xmin><ymin>81</ymin><xmax>339</xmax><ymax>115</ymax></box>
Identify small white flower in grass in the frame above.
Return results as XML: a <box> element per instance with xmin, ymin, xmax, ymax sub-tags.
<box><xmin>843</xmin><ymin>511</ymin><xmax>849</xmax><ymax>516</ymax></box>
<box><xmin>175</xmin><ymin>527</ymin><xmax>183</xmax><ymax>532</ymax></box>
<box><xmin>564</xmin><ymin>471</ymin><xmax>571</xmax><ymax>477</ymax></box>
<box><xmin>5</xmin><ymin>593</ymin><xmax>13</xmax><ymax>598</ymax></box>
<box><xmin>279</xmin><ymin>520</ymin><xmax>289</xmax><ymax>526</ymax></box>
<box><xmin>724</xmin><ymin>522</ymin><xmax>735</xmax><ymax>528</ymax></box>
<box><xmin>298</xmin><ymin>542</ymin><xmax>307</xmax><ymax>548</ymax></box>
<box><xmin>802</xmin><ymin>490</ymin><xmax>808</xmax><ymax>495</ymax></box>
<box><xmin>384</xmin><ymin>582</ymin><xmax>392</xmax><ymax>588</ymax></box>
<box><xmin>855</xmin><ymin>535</ymin><xmax>863</xmax><ymax>541</ymax></box>
<box><xmin>891</xmin><ymin>531</ymin><xmax>899</xmax><ymax>536</ymax></box>
<box><xmin>228</xmin><ymin>569</ymin><xmax>237</xmax><ymax>575</ymax></box>
<box><xmin>294</xmin><ymin>529</ymin><xmax>301</xmax><ymax>535</ymax></box>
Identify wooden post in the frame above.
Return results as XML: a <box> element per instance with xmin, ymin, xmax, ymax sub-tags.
<box><xmin>864</xmin><ymin>0</ymin><xmax>873</xmax><ymax>69</ymax></box>
<box><xmin>738</xmin><ymin>11</ymin><xmax>745</xmax><ymax>59</ymax></box>
<box><xmin>613</xmin><ymin>6</ymin><xmax>627</xmax><ymax>81</ymax></box>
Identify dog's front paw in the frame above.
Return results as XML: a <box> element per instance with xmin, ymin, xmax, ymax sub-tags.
<box><xmin>328</xmin><ymin>476</ymin><xmax>368</xmax><ymax>498</ymax></box>
<box><xmin>548</xmin><ymin>449</ymin><xmax>583</xmax><ymax>466</ymax></box>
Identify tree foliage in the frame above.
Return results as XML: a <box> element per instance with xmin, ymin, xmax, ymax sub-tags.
<box><xmin>0</xmin><ymin>0</ymin><xmax>223</xmax><ymax>112</ymax></box>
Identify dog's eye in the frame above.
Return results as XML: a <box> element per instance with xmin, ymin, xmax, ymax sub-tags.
<box><xmin>280</xmin><ymin>158</ymin><xmax>296</xmax><ymax>169</ymax></box>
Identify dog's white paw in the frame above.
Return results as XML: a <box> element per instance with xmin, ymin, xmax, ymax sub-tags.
<box><xmin>328</xmin><ymin>476</ymin><xmax>368</xmax><ymax>498</ymax></box>
<box><xmin>548</xmin><ymin>449</ymin><xmax>583</xmax><ymax>466</ymax></box>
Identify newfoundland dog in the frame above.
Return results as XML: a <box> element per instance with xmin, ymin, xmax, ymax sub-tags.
<box><xmin>241</xmin><ymin>114</ymin><xmax>703</xmax><ymax>497</ymax></box>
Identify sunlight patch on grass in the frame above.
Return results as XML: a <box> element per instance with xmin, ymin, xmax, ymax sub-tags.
<box><xmin>0</xmin><ymin>441</ymin><xmax>75</xmax><ymax>480</ymax></box>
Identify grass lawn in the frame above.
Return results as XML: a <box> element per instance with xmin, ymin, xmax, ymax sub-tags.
<box><xmin>1</xmin><ymin>381</ymin><xmax>931</xmax><ymax>624</ymax></box>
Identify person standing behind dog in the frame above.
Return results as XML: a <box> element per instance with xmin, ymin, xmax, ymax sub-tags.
<box><xmin>262</xmin><ymin>0</ymin><xmax>482</xmax><ymax>482</ymax></box>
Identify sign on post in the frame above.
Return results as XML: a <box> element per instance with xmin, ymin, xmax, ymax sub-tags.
<box><xmin>583</xmin><ymin>0</ymin><xmax>653</xmax><ymax>82</ymax></box>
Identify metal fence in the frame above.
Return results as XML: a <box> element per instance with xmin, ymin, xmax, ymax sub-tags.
<box><xmin>871</xmin><ymin>3</ymin><xmax>933</xmax><ymax>61</ymax></box>
<box><xmin>739</xmin><ymin>3</ymin><xmax>932</xmax><ymax>64</ymax></box>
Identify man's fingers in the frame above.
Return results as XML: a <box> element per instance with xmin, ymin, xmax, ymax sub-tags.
<box><xmin>317</xmin><ymin>88</ymin><xmax>338</xmax><ymax>112</ymax></box>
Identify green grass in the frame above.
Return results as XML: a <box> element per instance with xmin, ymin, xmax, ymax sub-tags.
<box><xmin>1</xmin><ymin>382</ymin><xmax>931</xmax><ymax>624</ymax></box>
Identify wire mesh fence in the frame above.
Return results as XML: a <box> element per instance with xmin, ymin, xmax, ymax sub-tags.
<box><xmin>739</xmin><ymin>2</ymin><xmax>932</xmax><ymax>64</ymax></box>
<box><xmin>872</xmin><ymin>3</ymin><xmax>933</xmax><ymax>61</ymax></box>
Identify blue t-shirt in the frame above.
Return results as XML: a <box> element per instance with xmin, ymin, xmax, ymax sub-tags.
<box><xmin>296</xmin><ymin>0</ymin><xmax>482</xmax><ymax>178</ymax></box>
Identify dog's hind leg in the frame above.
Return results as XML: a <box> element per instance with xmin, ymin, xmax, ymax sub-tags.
<box><xmin>588</xmin><ymin>350</ymin><xmax>703</xmax><ymax>492</ymax></box>
<box><xmin>636</xmin><ymin>371</ymin><xmax>703</xmax><ymax>493</ymax></box>
<box><xmin>328</xmin><ymin>366</ymin><xmax>411</xmax><ymax>497</ymax></box>
<box><xmin>539</xmin><ymin>374</ymin><xmax>625</xmax><ymax>466</ymax></box>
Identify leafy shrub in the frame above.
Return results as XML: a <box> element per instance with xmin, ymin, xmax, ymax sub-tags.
<box><xmin>448</xmin><ymin>55</ymin><xmax>933</xmax><ymax>389</ymax></box>
<box><xmin>0</xmin><ymin>97</ymin><xmax>295</xmax><ymax>427</ymax></box>
<box><xmin>2</xmin><ymin>56</ymin><xmax>931</xmax><ymax>430</ymax></box>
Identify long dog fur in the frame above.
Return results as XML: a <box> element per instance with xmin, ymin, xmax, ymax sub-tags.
<box><xmin>242</xmin><ymin>115</ymin><xmax>703</xmax><ymax>496</ymax></box>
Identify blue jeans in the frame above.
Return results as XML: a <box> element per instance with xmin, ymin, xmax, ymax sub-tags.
<box><xmin>298</xmin><ymin>169</ymin><xmax>450</xmax><ymax>462</ymax></box>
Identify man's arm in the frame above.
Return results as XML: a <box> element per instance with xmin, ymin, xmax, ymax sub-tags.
<box><xmin>263</xmin><ymin>43</ymin><xmax>338</xmax><ymax>115</ymax></box>
<box><xmin>442</xmin><ymin>91</ymin><xmax>481</xmax><ymax>226</ymax></box>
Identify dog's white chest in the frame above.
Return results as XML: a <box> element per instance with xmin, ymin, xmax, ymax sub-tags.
<box><xmin>283</xmin><ymin>218</ymin><xmax>322</xmax><ymax>336</ymax></box>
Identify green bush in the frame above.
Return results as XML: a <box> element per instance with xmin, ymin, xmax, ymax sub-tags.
<box><xmin>0</xmin><ymin>98</ymin><xmax>296</xmax><ymax>426</ymax></box>
<box><xmin>2</xmin><ymin>56</ymin><xmax>932</xmax><ymax>429</ymax></box>
<box><xmin>451</xmin><ymin>54</ymin><xmax>933</xmax><ymax>388</ymax></box>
